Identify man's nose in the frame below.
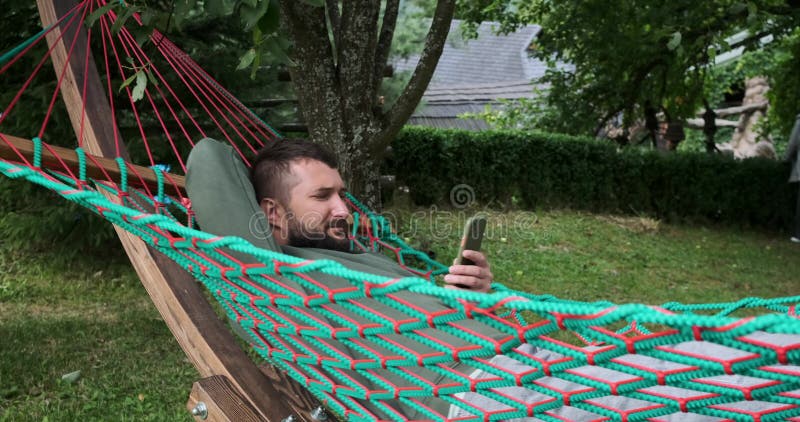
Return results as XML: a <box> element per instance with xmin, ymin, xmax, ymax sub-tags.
<box><xmin>330</xmin><ymin>195</ymin><xmax>350</xmax><ymax>219</ymax></box>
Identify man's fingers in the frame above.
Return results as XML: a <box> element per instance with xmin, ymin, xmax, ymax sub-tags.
<box><xmin>448</xmin><ymin>264</ymin><xmax>485</xmax><ymax>277</ymax></box>
<box><xmin>444</xmin><ymin>274</ymin><xmax>470</xmax><ymax>286</ymax></box>
<box><xmin>461</xmin><ymin>250</ymin><xmax>489</xmax><ymax>267</ymax></box>
<box><xmin>443</xmin><ymin>274</ymin><xmax>490</xmax><ymax>292</ymax></box>
<box><xmin>447</xmin><ymin>250</ymin><xmax>492</xmax><ymax>293</ymax></box>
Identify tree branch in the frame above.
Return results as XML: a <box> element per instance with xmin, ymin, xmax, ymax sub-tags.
<box><xmin>374</xmin><ymin>0</ymin><xmax>456</xmax><ymax>154</ymax></box>
<box><xmin>594</xmin><ymin>107</ymin><xmax>623</xmax><ymax>136</ymax></box>
<box><xmin>325</xmin><ymin>0</ymin><xmax>341</xmax><ymax>58</ymax></box>
<box><xmin>372</xmin><ymin>0</ymin><xmax>399</xmax><ymax>94</ymax></box>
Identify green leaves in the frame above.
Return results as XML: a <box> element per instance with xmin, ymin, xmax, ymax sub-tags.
<box><xmin>454</xmin><ymin>0</ymin><xmax>800</xmax><ymax>138</ymax></box>
<box><xmin>299</xmin><ymin>0</ymin><xmax>324</xmax><ymax>7</ymax></box>
<box><xmin>667</xmin><ymin>31</ymin><xmax>682</xmax><ymax>51</ymax></box>
<box><xmin>257</xmin><ymin>0</ymin><xmax>281</xmax><ymax>33</ymax></box>
<box><xmin>84</xmin><ymin>3</ymin><xmax>115</xmax><ymax>28</ymax></box>
<box><xmin>110</xmin><ymin>6</ymin><xmax>136</xmax><ymax>34</ymax></box>
<box><xmin>129</xmin><ymin>71</ymin><xmax>147</xmax><ymax>102</ymax></box>
<box><xmin>235</xmin><ymin>0</ymin><xmax>291</xmax><ymax>79</ymax></box>
<box><xmin>237</xmin><ymin>48</ymin><xmax>257</xmax><ymax>70</ymax></box>
<box><xmin>172</xmin><ymin>0</ymin><xmax>199</xmax><ymax>29</ymax></box>
<box><xmin>239</xmin><ymin>0</ymin><xmax>270</xmax><ymax>31</ymax></box>
<box><xmin>118</xmin><ymin>59</ymin><xmax>157</xmax><ymax>103</ymax></box>
<box><xmin>84</xmin><ymin>2</ymin><xmax>145</xmax><ymax>36</ymax></box>
<box><xmin>205</xmin><ymin>0</ymin><xmax>236</xmax><ymax>18</ymax></box>
<box><xmin>119</xmin><ymin>69</ymin><xmax>147</xmax><ymax>102</ymax></box>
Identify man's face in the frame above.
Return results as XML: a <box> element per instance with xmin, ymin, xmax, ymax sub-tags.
<box><xmin>275</xmin><ymin>159</ymin><xmax>351</xmax><ymax>251</ymax></box>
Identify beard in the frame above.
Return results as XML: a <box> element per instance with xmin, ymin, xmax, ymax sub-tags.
<box><xmin>286</xmin><ymin>215</ymin><xmax>352</xmax><ymax>252</ymax></box>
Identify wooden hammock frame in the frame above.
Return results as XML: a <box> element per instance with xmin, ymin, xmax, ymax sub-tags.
<box><xmin>35</xmin><ymin>1</ymin><xmax>320</xmax><ymax>420</ymax></box>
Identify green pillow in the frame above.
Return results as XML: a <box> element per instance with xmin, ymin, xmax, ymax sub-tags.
<box><xmin>185</xmin><ymin>138</ymin><xmax>279</xmax><ymax>252</ymax></box>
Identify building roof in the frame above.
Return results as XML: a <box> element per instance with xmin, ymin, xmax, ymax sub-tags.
<box><xmin>396</xmin><ymin>21</ymin><xmax>546</xmax><ymax>87</ymax></box>
<box><xmin>396</xmin><ymin>21</ymin><xmax>550</xmax><ymax>130</ymax></box>
<box><xmin>407</xmin><ymin>80</ymin><xmax>542</xmax><ymax>130</ymax></box>
<box><xmin>420</xmin><ymin>79</ymin><xmax>541</xmax><ymax>103</ymax></box>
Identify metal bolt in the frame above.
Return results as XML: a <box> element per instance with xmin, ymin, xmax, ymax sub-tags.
<box><xmin>191</xmin><ymin>402</ymin><xmax>208</xmax><ymax>420</ymax></box>
<box><xmin>310</xmin><ymin>406</ymin><xmax>328</xmax><ymax>421</ymax></box>
<box><xmin>281</xmin><ymin>416</ymin><xmax>296</xmax><ymax>422</ymax></box>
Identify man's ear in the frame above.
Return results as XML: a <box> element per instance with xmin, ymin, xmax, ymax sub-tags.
<box><xmin>260</xmin><ymin>198</ymin><xmax>285</xmax><ymax>228</ymax></box>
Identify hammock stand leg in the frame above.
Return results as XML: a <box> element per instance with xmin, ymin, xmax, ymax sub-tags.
<box><xmin>188</xmin><ymin>376</ymin><xmax>263</xmax><ymax>422</ymax></box>
<box><xmin>35</xmin><ymin>1</ymin><xmax>319</xmax><ymax>420</ymax></box>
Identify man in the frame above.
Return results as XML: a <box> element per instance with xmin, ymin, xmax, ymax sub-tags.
<box><xmin>786</xmin><ymin>114</ymin><xmax>800</xmax><ymax>243</ymax></box>
<box><xmin>187</xmin><ymin>137</ymin><xmax>518</xmax><ymax>419</ymax></box>
<box><xmin>249</xmin><ymin>138</ymin><xmax>494</xmax><ymax>291</ymax></box>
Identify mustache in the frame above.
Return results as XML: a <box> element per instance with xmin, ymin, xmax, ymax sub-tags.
<box><xmin>326</xmin><ymin>219</ymin><xmax>349</xmax><ymax>231</ymax></box>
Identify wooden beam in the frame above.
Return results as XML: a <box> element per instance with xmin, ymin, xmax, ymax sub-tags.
<box><xmin>0</xmin><ymin>133</ymin><xmax>185</xmax><ymax>197</ymax></box>
<box><xmin>36</xmin><ymin>1</ymin><xmax>317</xmax><ymax>420</ymax></box>
<box><xmin>714</xmin><ymin>101</ymin><xmax>768</xmax><ymax>117</ymax></box>
<box><xmin>187</xmin><ymin>376</ymin><xmax>263</xmax><ymax>422</ymax></box>
<box><xmin>685</xmin><ymin>118</ymin><xmax>740</xmax><ymax>130</ymax></box>
<box><xmin>696</xmin><ymin>101</ymin><xmax>768</xmax><ymax>118</ymax></box>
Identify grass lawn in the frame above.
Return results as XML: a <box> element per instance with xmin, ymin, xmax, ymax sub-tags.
<box><xmin>1</xmin><ymin>208</ymin><xmax>798</xmax><ymax>420</ymax></box>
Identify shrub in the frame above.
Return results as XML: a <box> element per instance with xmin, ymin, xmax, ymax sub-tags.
<box><xmin>388</xmin><ymin>126</ymin><xmax>795</xmax><ymax>231</ymax></box>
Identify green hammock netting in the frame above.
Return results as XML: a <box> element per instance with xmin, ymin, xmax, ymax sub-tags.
<box><xmin>2</xmin><ymin>1</ymin><xmax>800</xmax><ymax>421</ymax></box>
<box><xmin>4</xmin><ymin>149</ymin><xmax>800</xmax><ymax>421</ymax></box>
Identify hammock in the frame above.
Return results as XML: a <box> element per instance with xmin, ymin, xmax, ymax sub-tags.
<box><xmin>1</xmin><ymin>1</ymin><xmax>799</xmax><ymax>421</ymax></box>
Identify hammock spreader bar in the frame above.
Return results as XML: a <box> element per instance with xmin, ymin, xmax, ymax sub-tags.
<box><xmin>0</xmin><ymin>133</ymin><xmax>185</xmax><ymax>197</ymax></box>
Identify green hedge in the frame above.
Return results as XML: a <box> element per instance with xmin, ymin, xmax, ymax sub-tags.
<box><xmin>388</xmin><ymin>126</ymin><xmax>796</xmax><ymax>231</ymax></box>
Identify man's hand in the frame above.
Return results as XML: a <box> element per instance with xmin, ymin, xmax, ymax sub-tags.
<box><xmin>444</xmin><ymin>250</ymin><xmax>492</xmax><ymax>293</ymax></box>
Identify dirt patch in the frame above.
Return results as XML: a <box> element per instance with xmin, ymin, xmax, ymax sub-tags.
<box><xmin>596</xmin><ymin>215</ymin><xmax>661</xmax><ymax>234</ymax></box>
<box><xmin>0</xmin><ymin>300</ymin><xmax>150</xmax><ymax>323</ymax></box>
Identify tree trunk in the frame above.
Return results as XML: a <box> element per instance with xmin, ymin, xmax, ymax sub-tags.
<box><xmin>702</xmin><ymin>100</ymin><xmax>718</xmax><ymax>154</ymax></box>
<box><xmin>717</xmin><ymin>77</ymin><xmax>777</xmax><ymax>159</ymax></box>
<box><xmin>644</xmin><ymin>103</ymin><xmax>660</xmax><ymax>149</ymax></box>
<box><xmin>278</xmin><ymin>0</ymin><xmax>455</xmax><ymax>210</ymax></box>
<box><xmin>278</xmin><ymin>1</ymin><xmax>379</xmax><ymax>208</ymax></box>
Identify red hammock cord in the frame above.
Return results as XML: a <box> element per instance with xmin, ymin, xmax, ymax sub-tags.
<box><xmin>0</xmin><ymin>0</ymin><xmax>279</xmax><ymax>190</ymax></box>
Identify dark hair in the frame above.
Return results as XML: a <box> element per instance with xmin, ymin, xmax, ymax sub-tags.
<box><xmin>250</xmin><ymin>138</ymin><xmax>338</xmax><ymax>204</ymax></box>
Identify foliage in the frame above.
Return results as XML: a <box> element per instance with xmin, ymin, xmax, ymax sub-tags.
<box><xmin>766</xmin><ymin>28</ymin><xmax>800</xmax><ymax>140</ymax></box>
<box><xmin>680</xmin><ymin>126</ymin><xmax>736</xmax><ymax>153</ymax></box>
<box><xmin>478</xmin><ymin>30</ymin><xmax>800</xmax><ymax>149</ymax></box>
<box><xmin>388</xmin><ymin>126</ymin><xmax>795</xmax><ymax>230</ymax></box>
<box><xmin>703</xmin><ymin>28</ymin><xmax>800</xmax><ymax>150</ymax></box>
<box><xmin>0</xmin><ymin>179</ymin><xmax>120</xmax><ymax>257</ymax></box>
<box><xmin>461</xmin><ymin>90</ymin><xmax>599</xmax><ymax>135</ymax></box>
<box><xmin>0</xmin><ymin>2</ymin><xmax>291</xmax><ymax>251</ymax></box>
<box><xmin>0</xmin><ymin>1</ymin><xmax>74</xmax><ymax>146</ymax></box>
<box><xmin>459</xmin><ymin>0</ymin><xmax>800</xmax><ymax>139</ymax></box>
<box><xmin>0</xmin><ymin>1</ymin><xmax>120</xmax><ymax>253</ymax></box>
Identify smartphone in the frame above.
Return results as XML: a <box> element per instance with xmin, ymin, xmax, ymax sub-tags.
<box><xmin>455</xmin><ymin>215</ymin><xmax>487</xmax><ymax>266</ymax></box>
